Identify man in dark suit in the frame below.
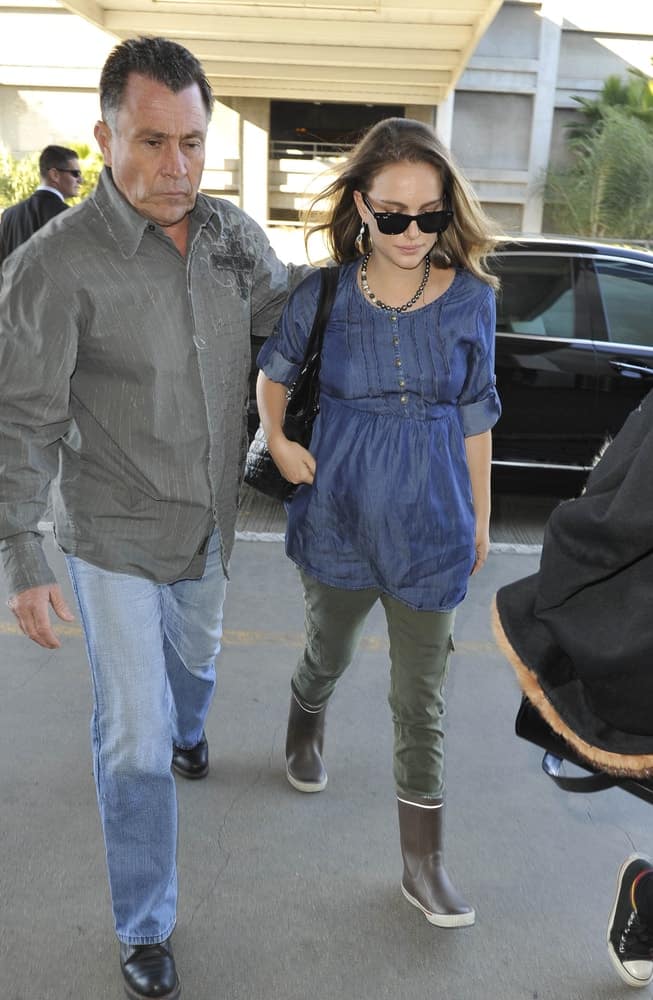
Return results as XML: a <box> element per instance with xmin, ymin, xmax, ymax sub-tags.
<box><xmin>0</xmin><ymin>145</ymin><xmax>82</xmax><ymax>264</ymax></box>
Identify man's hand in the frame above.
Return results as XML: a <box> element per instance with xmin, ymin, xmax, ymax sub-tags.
<box><xmin>7</xmin><ymin>584</ymin><xmax>75</xmax><ymax>649</ymax></box>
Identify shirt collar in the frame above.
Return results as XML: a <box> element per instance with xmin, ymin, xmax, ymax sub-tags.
<box><xmin>92</xmin><ymin>167</ymin><xmax>215</xmax><ymax>259</ymax></box>
<box><xmin>36</xmin><ymin>185</ymin><xmax>65</xmax><ymax>201</ymax></box>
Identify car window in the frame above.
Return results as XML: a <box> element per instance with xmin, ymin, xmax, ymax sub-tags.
<box><xmin>594</xmin><ymin>260</ymin><xmax>653</xmax><ymax>348</ymax></box>
<box><xmin>493</xmin><ymin>255</ymin><xmax>576</xmax><ymax>338</ymax></box>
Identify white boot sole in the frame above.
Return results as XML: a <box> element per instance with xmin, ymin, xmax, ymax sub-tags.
<box><xmin>286</xmin><ymin>769</ymin><xmax>327</xmax><ymax>793</ymax></box>
<box><xmin>401</xmin><ymin>883</ymin><xmax>475</xmax><ymax>927</ymax></box>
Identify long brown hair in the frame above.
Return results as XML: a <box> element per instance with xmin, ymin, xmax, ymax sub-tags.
<box><xmin>305</xmin><ymin>117</ymin><xmax>499</xmax><ymax>288</ymax></box>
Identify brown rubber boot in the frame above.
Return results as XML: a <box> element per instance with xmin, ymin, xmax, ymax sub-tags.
<box><xmin>397</xmin><ymin>794</ymin><xmax>475</xmax><ymax>927</ymax></box>
<box><xmin>285</xmin><ymin>687</ymin><xmax>327</xmax><ymax>793</ymax></box>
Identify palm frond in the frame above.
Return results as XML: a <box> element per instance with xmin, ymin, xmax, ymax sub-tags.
<box><xmin>544</xmin><ymin>109</ymin><xmax>653</xmax><ymax>239</ymax></box>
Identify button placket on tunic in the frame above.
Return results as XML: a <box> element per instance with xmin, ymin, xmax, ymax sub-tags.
<box><xmin>257</xmin><ymin>262</ymin><xmax>501</xmax><ymax>612</ymax></box>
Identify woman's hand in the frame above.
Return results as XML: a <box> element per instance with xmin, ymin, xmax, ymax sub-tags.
<box><xmin>268</xmin><ymin>433</ymin><xmax>316</xmax><ymax>485</ymax></box>
<box><xmin>471</xmin><ymin>523</ymin><xmax>490</xmax><ymax>575</ymax></box>
<box><xmin>464</xmin><ymin>430</ymin><xmax>492</xmax><ymax>576</ymax></box>
<box><xmin>256</xmin><ymin>371</ymin><xmax>316</xmax><ymax>484</ymax></box>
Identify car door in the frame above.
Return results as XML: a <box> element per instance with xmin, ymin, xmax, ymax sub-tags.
<box><xmin>586</xmin><ymin>255</ymin><xmax>653</xmax><ymax>441</ymax></box>
<box><xmin>491</xmin><ymin>250</ymin><xmax>600</xmax><ymax>470</ymax></box>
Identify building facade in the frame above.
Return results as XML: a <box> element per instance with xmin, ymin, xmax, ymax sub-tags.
<box><xmin>0</xmin><ymin>0</ymin><xmax>651</xmax><ymax>251</ymax></box>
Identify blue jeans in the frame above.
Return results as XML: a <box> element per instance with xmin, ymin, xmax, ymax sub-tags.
<box><xmin>65</xmin><ymin>531</ymin><xmax>226</xmax><ymax>945</ymax></box>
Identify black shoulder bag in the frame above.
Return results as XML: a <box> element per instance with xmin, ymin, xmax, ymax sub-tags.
<box><xmin>244</xmin><ymin>265</ymin><xmax>339</xmax><ymax>502</ymax></box>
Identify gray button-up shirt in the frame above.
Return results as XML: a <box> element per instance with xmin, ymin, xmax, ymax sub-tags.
<box><xmin>0</xmin><ymin>168</ymin><xmax>306</xmax><ymax>594</ymax></box>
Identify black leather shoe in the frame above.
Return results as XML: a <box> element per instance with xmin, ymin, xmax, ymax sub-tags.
<box><xmin>119</xmin><ymin>938</ymin><xmax>180</xmax><ymax>999</ymax></box>
<box><xmin>172</xmin><ymin>732</ymin><xmax>209</xmax><ymax>780</ymax></box>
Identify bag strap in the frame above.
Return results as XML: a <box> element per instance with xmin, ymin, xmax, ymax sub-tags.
<box><xmin>542</xmin><ymin>751</ymin><xmax>653</xmax><ymax>805</ymax></box>
<box><xmin>541</xmin><ymin>752</ymin><xmax>616</xmax><ymax>793</ymax></box>
<box><xmin>301</xmin><ymin>266</ymin><xmax>339</xmax><ymax>366</ymax></box>
<box><xmin>516</xmin><ymin>695</ymin><xmax>618</xmax><ymax>795</ymax></box>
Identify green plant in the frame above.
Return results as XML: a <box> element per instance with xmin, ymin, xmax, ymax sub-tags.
<box><xmin>566</xmin><ymin>69</ymin><xmax>653</xmax><ymax>142</ymax></box>
<box><xmin>544</xmin><ymin>108</ymin><xmax>653</xmax><ymax>240</ymax></box>
<box><xmin>0</xmin><ymin>146</ymin><xmax>40</xmax><ymax>207</ymax></box>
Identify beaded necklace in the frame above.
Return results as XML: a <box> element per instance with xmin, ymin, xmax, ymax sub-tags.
<box><xmin>360</xmin><ymin>251</ymin><xmax>430</xmax><ymax>313</ymax></box>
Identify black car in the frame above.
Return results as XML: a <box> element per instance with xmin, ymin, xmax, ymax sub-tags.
<box><xmin>249</xmin><ymin>238</ymin><xmax>653</xmax><ymax>494</ymax></box>
<box><xmin>492</xmin><ymin>238</ymin><xmax>653</xmax><ymax>492</ymax></box>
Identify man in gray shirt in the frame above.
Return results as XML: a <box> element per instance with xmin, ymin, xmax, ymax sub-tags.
<box><xmin>0</xmin><ymin>36</ymin><xmax>306</xmax><ymax>1000</ymax></box>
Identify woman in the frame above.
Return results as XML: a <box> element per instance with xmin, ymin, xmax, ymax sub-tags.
<box><xmin>256</xmin><ymin>118</ymin><xmax>501</xmax><ymax>928</ymax></box>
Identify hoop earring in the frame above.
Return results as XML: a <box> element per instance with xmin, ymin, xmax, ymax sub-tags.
<box><xmin>355</xmin><ymin>221</ymin><xmax>368</xmax><ymax>255</ymax></box>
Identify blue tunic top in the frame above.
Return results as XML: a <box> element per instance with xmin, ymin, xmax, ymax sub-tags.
<box><xmin>257</xmin><ymin>261</ymin><xmax>501</xmax><ymax>611</ymax></box>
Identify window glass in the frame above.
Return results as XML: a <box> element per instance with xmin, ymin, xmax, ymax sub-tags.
<box><xmin>594</xmin><ymin>260</ymin><xmax>653</xmax><ymax>348</ymax></box>
<box><xmin>493</xmin><ymin>255</ymin><xmax>575</xmax><ymax>339</ymax></box>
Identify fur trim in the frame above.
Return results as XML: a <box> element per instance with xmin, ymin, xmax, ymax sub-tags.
<box><xmin>491</xmin><ymin>598</ymin><xmax>653</xmax><ymax>779</ymax></box>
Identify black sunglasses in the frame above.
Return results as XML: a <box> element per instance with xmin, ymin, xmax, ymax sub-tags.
<box><xmin>56</xmin><ymin>168</ymin><xmax>82</xmax><ymax>178</ymax></box>
<box><xmin>361</xmin><ymin>192</ymin><xmax>453</xmax><ymax>236</ymax></box>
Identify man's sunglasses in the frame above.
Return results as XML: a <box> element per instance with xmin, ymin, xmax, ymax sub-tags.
<box><xmin>361</xmin><ymin>192</ymin><xmax>453</xmax><ymax>236</ymax></box>
<box><xmin>57</xmin><ymin>168</ymin><xmax>83</xmax><ymax>178</ymax></box>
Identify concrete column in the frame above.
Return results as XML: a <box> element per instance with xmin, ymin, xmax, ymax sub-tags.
<box><xmin>435</xmin><ymin>91</ymin><xmax>455</xmax><ymax>148</ymax></box>
<box><xmin>522</xmin><ymin>0</ymin><xmax>563</xmax><ymax>233</ymax></box>
<box><xmin>230</xmin><ymin>97</ymin><xmax>271</xmax><ymax>226</ymax></box>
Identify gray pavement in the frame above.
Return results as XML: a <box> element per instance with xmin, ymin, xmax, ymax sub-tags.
<box><xmin>1</xmin><ymin>533</ymin><xmax>649</xmax><ymax>1000</ymax></box>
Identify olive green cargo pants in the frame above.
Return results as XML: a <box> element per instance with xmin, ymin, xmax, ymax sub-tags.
<box><xmin>292</xmin><ymin>571</ymin><xmax>456</xmax><ymax>798</ymax></box>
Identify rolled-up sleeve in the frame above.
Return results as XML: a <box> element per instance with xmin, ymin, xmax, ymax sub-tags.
<box><xmin>459</xmin><ymin>285</ymin><xmax>502</xmax><ymax>437</ymax></box>
<box><xmin>0</xmin><ymin>249</ymin><xmax>77</xmax><ymax>593</ymax></box>
<box><xmin>256</xmin><ymin>269</ymin><xmax>322</xmax><ymax>386</ymax></box>
<box><xmin>248</xmin><ymin>218</ymin><xmax>312</xmax><ymax>343</ymax></box>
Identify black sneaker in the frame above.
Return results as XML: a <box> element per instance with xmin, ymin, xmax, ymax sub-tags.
<box><xmin>607</xmin><ymin>854</ymin><xmax>653</xmax><ymax>988</ymax></box>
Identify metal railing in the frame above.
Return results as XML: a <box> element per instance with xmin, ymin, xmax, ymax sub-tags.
<box><xmin>269</xmin><ymin>139</ymin><xmax>351</xmax><ymax>160</ymax></box>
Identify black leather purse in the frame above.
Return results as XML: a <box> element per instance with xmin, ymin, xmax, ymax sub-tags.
<box><xmin>244</xmin><ymin>265</ymin><xmax>339</xmax><ymax>502</ymax></box>
<box><xmin>515</xmin><ymin>696</ymin><xmax>653</xmax><ymax>805</ymax></box>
